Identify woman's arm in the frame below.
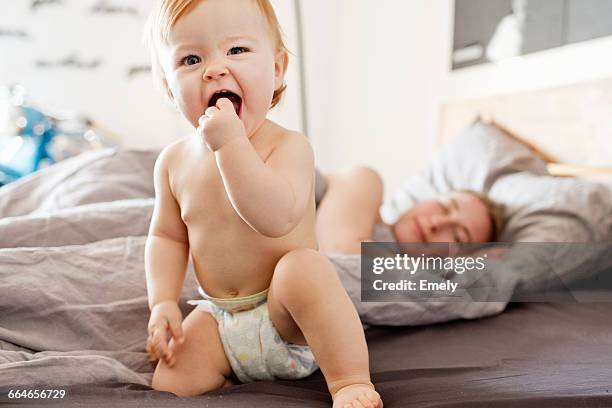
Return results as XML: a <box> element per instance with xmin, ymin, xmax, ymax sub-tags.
<box><xmin>316</xmin><ymin>167</ymin><xmax>383</xmax><ymax>254</ymax></box>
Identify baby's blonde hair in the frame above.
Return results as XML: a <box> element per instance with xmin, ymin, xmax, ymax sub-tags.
<box><xmin>144</xmin><ymin>0</ymin><xmax>288</xmax><ymax>108</ymax></box>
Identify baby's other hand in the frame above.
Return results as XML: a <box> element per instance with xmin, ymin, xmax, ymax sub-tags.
<box><xmin>198</xmin><ymin>98</ymin><xmax>246</xmax><ymax>151</ymax></box>
<box><xmin>146</xmin><ymin>300</ymin><xmax>185</xmax><ymax>367</ymax></box>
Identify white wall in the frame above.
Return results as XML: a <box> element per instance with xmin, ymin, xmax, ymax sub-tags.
<box><xmin>301</xmin><ymin>0</ymin><xmax>454</xmax><ymax>195</ymax></box>
<box><xmin>267</xmin><ymin>0</ymin><xmax>304</xmax><ymax>133</ymax></box>
<box><xmin>446</xmin><ymin>34</ymin><xmax>612</xmax><ymax>101</ymax></box>
<box><xmin>301</xmin><ymin>0</ymin><xmax>612</xmax><ymax>196</ymax></box>
<box><xmin>0</xmin><ymin>0</ymin><xmax>303</xmax><ymax>149</ymax></box>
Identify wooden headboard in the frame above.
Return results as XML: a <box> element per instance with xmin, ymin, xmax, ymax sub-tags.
<box><xmin>440</xmin><ymin>77</ymin><xmax>612</xmax><ymax>176</ymax></box>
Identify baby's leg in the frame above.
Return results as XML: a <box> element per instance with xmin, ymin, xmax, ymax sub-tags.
<box><xmin>151</xmin><ymin>308</ymin><xmax>232</xmax><ymax>397</ymax></box>
<box><xmin>316</xmin><ymin>166</ymin><xmax>384</xmax><ymax>254</ymax></box>
<box><xmin>268</xmin><ymin>249</ymin><xmax>382</xmax><ymax>407</ymax></box>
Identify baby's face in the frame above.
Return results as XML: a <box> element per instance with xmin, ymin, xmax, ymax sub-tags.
<box><xmin>159</xmin><ymin>0</ymin><xmax>285</xmax><ymax>136</ymax></box>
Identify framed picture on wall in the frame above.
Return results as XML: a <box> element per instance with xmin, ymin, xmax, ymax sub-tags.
<box><xmin>452</xmin><ymin>0</ymin><xmax>612</xmax><ymax>69</ymax></box>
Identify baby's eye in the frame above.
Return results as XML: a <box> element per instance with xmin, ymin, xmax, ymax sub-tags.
<box><xmin>181</xmin><ymin>55</ymin><xmax>201</xmax><ymax>66</ymax></box>
<box><xmin>228</xmin><ymin>46</ymin><xmax>248</xmax><ymax>55</ymax></box>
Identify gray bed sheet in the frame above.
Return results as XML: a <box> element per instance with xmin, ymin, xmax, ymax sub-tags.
<box><xmin>2</xmin><ymin>300</ymin><xmax>611</xmax><ymax>407</ymax></box>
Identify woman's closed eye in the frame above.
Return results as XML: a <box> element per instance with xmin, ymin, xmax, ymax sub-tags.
<box><xmin>228</xmin><ymin>46</ymin><xmax>248</xmax><ymax>55</ymax></box>
<box><xmin>453</xmin><ymin>224</ymin><xmax>472</xmax><ymax>243</ymax></box>
<box><xmin>438</xmin><ymin>201</ymin><xmax>450</xmax><ymax>215</ymax></box>
<box><xmin>438</xmin><ymin>202</ymin><xmax>470</xmax><ymax>243</ymax></box>
<box><xmin>451</xmin><ymin>226</ymin><xmax>463</xmax><ymax>243</ymax></box>
<box><xmin>180</xmin><ymin>55</ymin><xmax>201</xmax><ymax>66</ymax></box>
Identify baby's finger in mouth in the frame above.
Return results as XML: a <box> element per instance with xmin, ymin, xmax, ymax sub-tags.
<box><xmin>204</xmin><ymin>106</ymin><xmax>218</xmax><ymax>117</ymax></box>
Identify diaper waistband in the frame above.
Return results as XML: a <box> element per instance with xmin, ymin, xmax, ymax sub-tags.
<box><xmin>193</xmin><ymin>286</ymin><xmax>269</xmax><ymax>313</ymax></box>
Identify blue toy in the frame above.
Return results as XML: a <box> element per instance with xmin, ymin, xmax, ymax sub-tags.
<box><xmin>0</xmin><ymin>85</ymin><xmax>117</xmax><ymax>186</ymax></box>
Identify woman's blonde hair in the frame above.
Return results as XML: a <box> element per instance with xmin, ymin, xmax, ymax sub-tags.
<box><xmin>456</xmin><ymin>190</ymin><xmax>507</xmax><ymax>241</ymax></box>
<box><xmin>144</xmin><ymin>0</ymin><xmax>288</xmax><ymax>108</ymax></box>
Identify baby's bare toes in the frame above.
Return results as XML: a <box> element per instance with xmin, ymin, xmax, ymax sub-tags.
<box><xmin>358</xmin><ymin>393</ymin><xmax>374</xmax><ymax>408</ymax></box>
<box><xmin>333</xmin><ymin>384</ymin><xmax>382</xmax><ymax>408</ymax></box>
<box><xmin>361</xmin><ymin>390</ymin><xmax>382</xmax><ymax>408</ymax></box>
<box><xmin>365</xmin><ymin>389</ymin><xmax>382</xmax><ymax>407</ymax></box>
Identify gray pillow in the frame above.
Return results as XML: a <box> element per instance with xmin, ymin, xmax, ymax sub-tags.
<box><xmin>380</xmin><ymin>120</ymin><xmax>612</xmax><ymax>242</ymax></box>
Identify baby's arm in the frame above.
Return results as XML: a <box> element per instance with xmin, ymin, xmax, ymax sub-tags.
<box><xmin>199</xmin><ymin>98</ymin><xmax>313</xmax><ymax>237</ymax></box>
<box><xmin>145</xmin><ymin>147</ymin><xmax>189</xmax><ymax>306</ymax></box>
<box><xmin>216</xmin><ymin>134</ymin><xmax>314</xmax><ymax>237</ymax></box>
<box><xmin>145</xmin><ymin>147</ymin><xmax>189</xmax><ymax>364</ymax></box>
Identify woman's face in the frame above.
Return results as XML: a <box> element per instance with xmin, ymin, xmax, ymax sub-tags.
<box><xmin>391</xmin><ymin>192</ymin><xmax>492</xmax><ymax>243</ymax></box>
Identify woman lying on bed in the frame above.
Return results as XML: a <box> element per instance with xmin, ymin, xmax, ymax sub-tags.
<box><xmin>315</xmin><ymin>167</ymin><xmax>506</xmax><ymax>253</ymax></box>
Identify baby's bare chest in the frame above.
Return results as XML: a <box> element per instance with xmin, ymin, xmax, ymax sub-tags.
<box><xmin>170</xmin><ymin>156</ymin><xmax>237</xmax><ymax>228</ymax></box>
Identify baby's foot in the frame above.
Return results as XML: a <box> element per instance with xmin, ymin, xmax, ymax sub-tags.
<box><xmin>333</xmin><ymin>383</ymin><xmax>382</xmax><ymax>408</ymax></box>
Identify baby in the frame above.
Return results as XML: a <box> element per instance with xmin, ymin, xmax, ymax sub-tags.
<box><xmin>143</xmin><ymin>0</ymin><xmax>382</xmax><ymax>407</ymax></box>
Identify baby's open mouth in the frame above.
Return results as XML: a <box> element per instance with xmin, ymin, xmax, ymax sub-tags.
<box><xmin>208</xmin><ymin>90</ymin><xmax>242</xmax><ymax>116</ymax></box>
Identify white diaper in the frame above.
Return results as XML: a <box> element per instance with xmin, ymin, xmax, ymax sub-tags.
<box><xmin>188</xmin><ymin>288</ymin><xmax>318</xmax><ymax>383</ymax></box>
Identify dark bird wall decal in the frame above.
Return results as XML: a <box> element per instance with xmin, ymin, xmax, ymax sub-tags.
<box><xmin>31</xmin><ymin>0</ymin><xmax>64</xmax><ymax>11</ymax></box>
<box><xmin>91</xmin><ymin>1</ymin><xmax>140</xmax><ymax>16</ymax></box>
<box><xmin>35</xmin><ymin>53</ymin><xmax>102</xmax><ymax>70</ymax></box>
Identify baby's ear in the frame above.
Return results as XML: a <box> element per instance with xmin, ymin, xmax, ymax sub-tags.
<box><xmin>160</xmin><ymin>78</ymin><xmax>180</xmax><ymax>111</ymax></box>
<box><xmin>274</xmin><ymin>49</ymin><xmax>289</xmax><ymax>90</ymax></box>
<box><xmin>162</xmin><ymin>78</ymin><xmax>175</xmax><ymax>103</ymax></box>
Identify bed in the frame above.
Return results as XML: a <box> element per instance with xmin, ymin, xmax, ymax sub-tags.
<box><xmin>1</xmin><ymin>81</ymin><xmax>612</xmax><ymax>407</ymax></box>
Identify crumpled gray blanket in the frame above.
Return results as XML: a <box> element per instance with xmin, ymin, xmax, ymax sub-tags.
<box><xmin>0</xmin><ymin>149</ymin><xmax>608</xmax><ymax>388</ymax></box>
<box><xmin>0</xmin><ymin>201</ymin><xmax>507</xmax><ymax>387</ymax></box>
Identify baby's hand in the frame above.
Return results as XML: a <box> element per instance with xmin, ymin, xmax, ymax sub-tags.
<box><xmin>146</xmin><ymin>300</ymin><xmax>184</xmax><ymax>367</ymax></box>
<box><xmin>198</xmin><ymin>98</ymin><xmax>246</xmax><ymax>151</ymax></box>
